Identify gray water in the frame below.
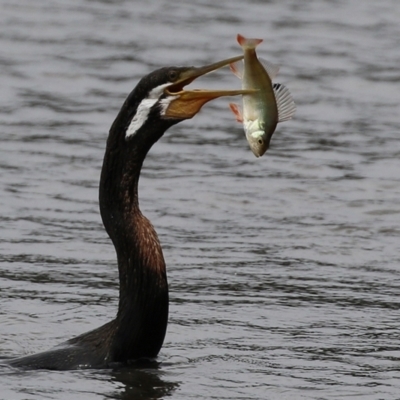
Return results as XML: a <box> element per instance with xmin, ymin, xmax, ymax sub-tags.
<box><xmin>1</xmin><ymin>0</ymin><xmax>400</xmax><ymax>398</ymax></box>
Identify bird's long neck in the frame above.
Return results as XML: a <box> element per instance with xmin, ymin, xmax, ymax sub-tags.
<box><xmin>98</xmin><ymin>115</ymin><xmax>169</xmax><ymax>361</ymax></box>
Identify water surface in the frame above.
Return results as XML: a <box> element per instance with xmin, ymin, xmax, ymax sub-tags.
<box><xmin>1</xmin><ymin>0</ymin><xmax>400</xmax><ymax>399</ymax></box>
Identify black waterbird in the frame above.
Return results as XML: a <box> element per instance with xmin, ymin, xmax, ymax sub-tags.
<box><xmin>8</xmin><ymin>56</ymin><xmax>251</xmax><ymax>370</ymax></box>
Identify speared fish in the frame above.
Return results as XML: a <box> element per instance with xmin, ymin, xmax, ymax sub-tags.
<box><xmin>229</xmin><ymin>34</ymin><xmax>296</xmax><ymax>157</ymax></box>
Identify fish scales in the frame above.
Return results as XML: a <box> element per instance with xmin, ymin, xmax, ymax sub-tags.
<box><xmin>229</xmin><ymin>34</ymin><xmax>296</xmax><ymax>157</ymax></box>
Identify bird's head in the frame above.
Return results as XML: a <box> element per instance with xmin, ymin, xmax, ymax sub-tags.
<box><xmin>119</xmin><ymin>56</ymin><xmax>254</xmax><ymax>141</ymax></box>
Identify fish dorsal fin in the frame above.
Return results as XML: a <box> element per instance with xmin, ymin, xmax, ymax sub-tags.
<box><xmin>230</xmin><ymin>58</ymin><xmax>279</xmax><ymax>80</ymax></box>
<box><xmin>273</xmin><ymin>83</ymin><xmax>296</xmax><ymax>122</ymax></box>
<box><xmin>259</xmin><ymin>57</ymin><xmax>280</xmax><ymax>80</ymax></box>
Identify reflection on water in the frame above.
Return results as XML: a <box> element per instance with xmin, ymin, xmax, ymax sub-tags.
<box><xmin>110</xmin><ymin>364</ymin><xmax>179</xmax><ymax>400</ymax></box>
<box><xmin>1</xmin><ymin>0</ymin><xmax>400</xmax><ymax>399</ymax></box>
<box><xmin>0</xmin><ymin>362</ymin><xmax>179</xmax><ymax>400</ymax></box>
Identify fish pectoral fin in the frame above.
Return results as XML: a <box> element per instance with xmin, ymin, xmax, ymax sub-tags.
<box><xmin>229</xmin><ymin>103</ymin><xmax>244</xmax><ymax>123</ymax></box>
<box><xmin>229</xmin><ymin>61</ymin><xmax>243</xmax><ymax>79</ymax></box>
<box><xmin>259</xmin><ymin>57</ymin><xmax>280</xmax><ymax>80</ymax></box>
<box><xmin>273</xmin><ymin>83</ymin><xmax>296</xmax><ymax>122</ymax></box>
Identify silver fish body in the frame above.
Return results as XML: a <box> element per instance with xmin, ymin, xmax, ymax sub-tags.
<box><xmin>230</xmin><ymin>34</ymin><xmax>296</xmax><ymax>157</ymax></box>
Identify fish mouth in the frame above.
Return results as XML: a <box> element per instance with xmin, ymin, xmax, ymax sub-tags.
<box><xmin>164</xmin><ymin>56</ymin><xmax>256</xmax><ymax>119</ymax></box>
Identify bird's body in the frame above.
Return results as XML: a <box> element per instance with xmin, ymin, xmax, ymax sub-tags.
<box><xmin>7</xmin><ymin>58</ymin><xmax>252</xmax><ymax>370</ymax></box>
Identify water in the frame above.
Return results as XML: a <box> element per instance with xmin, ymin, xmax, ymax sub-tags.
<box><xmin>1</xmin><ymin>0</ymin><xmax>400</xmax><ymax>398</ymax></box>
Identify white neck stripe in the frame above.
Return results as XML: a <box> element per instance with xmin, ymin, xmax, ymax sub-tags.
<box><xmin>125</xmin><ymin>83</ymin><xmax>172</xmax><ymax>138</ymax></box>
<box><xmin>126</xmin><ymin>99</ymin><xmax>158</xmax><ymax>138</ymax></box>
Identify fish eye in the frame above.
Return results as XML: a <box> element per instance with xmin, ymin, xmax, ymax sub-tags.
<box><xmin>258</xmin><ymin>138</ymin><xmax>263</xmax><ymax>145</ymax></box>
<box><xmin>168</xmin><ymin>70</ymin><xmax>179</xmax><ymax>82</ymax></box>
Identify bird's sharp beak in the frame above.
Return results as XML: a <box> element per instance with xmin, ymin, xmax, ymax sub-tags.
<box><xmin>164</xmin><ymin>56</ymin><xmax>256</xmax><ymax>119</ymax></box>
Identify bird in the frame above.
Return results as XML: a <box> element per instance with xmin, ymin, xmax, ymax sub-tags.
<box><xmin>7</xmin><ymin>56</ymin><xmax>251</xmax><ymax>370</ymax></box>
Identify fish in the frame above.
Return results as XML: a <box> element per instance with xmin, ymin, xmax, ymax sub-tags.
<box><xmin>229</xmin><ymin>34</ymin><xmax>296</xmax><ymax>157</ymax></box>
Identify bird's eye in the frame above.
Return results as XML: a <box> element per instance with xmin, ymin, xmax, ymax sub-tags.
<box><xmin>168</xmin><ymin>70</ymin><xmax>179</xmax><ymax>82</ymax></box>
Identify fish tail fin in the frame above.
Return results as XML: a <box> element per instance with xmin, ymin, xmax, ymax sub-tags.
<box><xmin>237</xmin><ymin>34</ymin><xmax>263</xmax><ymax>50</ymax></box>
